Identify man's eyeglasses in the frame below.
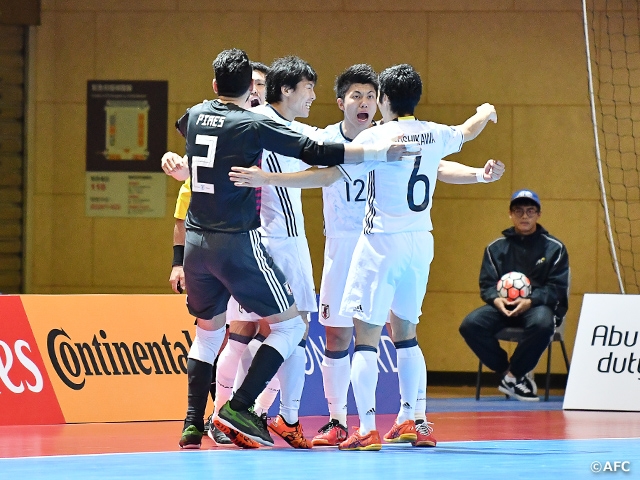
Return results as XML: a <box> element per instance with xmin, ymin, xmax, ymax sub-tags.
<box><xmin>511</xmin><ymin>207</ymin><xmax>539</xmax><ymax>218</ymax></box>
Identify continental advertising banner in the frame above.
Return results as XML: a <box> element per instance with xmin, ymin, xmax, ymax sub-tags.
<box><xmin>0</xmin><ymin>295</ymin><xmax>401</xmax><ymax>425</ymax></box>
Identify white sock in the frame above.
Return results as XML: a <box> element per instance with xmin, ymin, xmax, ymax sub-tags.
<box><xmin>255</xmin><ymin>374</ymin><xmax>281</xmax><ymax>415</ymax></box>
<box><xmin>187</xmin><ymin>326</ymin><xmax>225</xmax><ymax>365</ymax></box>
<box><xmin>232</xmin><ymin>338</ymin><xmax>262</xmax><ymax>393</ymax></box>
<box><xmin>277</xmin><ymin>345</ymin><xmax>306</xmax><ymax>424</ymax></box>
<box><xmin>396</xmin><ymin>345</ymin><xmax>422</xmax><ymax>424</ymax></box>
<box><xmin>505</xmin><ymin>372</ymin><xmax>517</xmax><ymax>382</ymax></box>
<box><xmin>351</xmin><ymin>349</ymin><xmax>378</xmax><ymax>435</ymax></box>
<box><xmin>214</xmin><ymin>338</ymin><xmax>247</xmax><ymax>416</ymax></box>
<box><xmin>321</xmin><ymin>353</ymin><xmax>350</xmax><ymax>426</ymax></box>
<box><xmin>414</xmin><ymin>349</ymin><xmax>427</xmax><ymax>423</ymax></box>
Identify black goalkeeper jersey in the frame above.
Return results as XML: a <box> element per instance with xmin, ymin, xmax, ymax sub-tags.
<box><xmin>177</xmin><ymin>100</ymin><xmax>345</xmax><ymax>233</ymax></box>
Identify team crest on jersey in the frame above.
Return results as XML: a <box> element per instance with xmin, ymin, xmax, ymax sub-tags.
<box><xmin>321</xmin><ymin>304</ymin><xmax>330</xmax><ymax>319</ymax></box>
<box><xmin>284</xmin><ymin>282</ymin><xmax>293</xmax><ymax>296</ymax></box>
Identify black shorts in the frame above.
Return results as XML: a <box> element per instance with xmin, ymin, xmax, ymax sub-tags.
<box><xmin>184</xmin><ymin>229</ymin><xmax>295</xmax><ymax>320</ymax></box>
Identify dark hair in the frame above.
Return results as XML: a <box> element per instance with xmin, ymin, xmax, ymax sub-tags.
<box><xmin>212</xmin><ymin>49</ymin><xmax>252</xmax><ymax>97</ymax></box>
<box><xmin>334</xmin><ymin>64</ymin><xmax>379</xmax><ymax>100</ymax></box>
<box><xmin>266</xmin><ymin>56</ymin><xmax>317</xmax><ymax>104</ymax></box>
<box><xmin>250</xmin><ymin>61</ymin><xmax>270</xmax><ymax>76</ymax></box>
<box><xmin>378</xmin><ymin>64</ymin><xmax>422</xmax><ymax>116</ymax></box>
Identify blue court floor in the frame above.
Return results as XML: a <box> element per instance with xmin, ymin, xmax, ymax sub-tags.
<box><xmin>1</xmin><ymin>438</ymin><xmax>639</xmax><ymax>480</ymax></box>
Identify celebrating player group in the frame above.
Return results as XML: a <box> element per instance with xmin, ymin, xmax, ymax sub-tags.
<box><xmin>161</xmin><ymin>48</ymin><xmax>504</xmax><ymax>452</ymax></box>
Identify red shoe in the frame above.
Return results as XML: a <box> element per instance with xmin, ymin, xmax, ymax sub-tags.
<box><xmin>383</xmin><ymin>419</ymin><xmax>417</xmax><ymax>443</ymax></box>
<box><xmin>213</xmin><ymin>418</ymin><xmax>260</xmax><ymax>449</ymax></box>
<box><xmin>312</xmin><ymin>419</ymin><xmax>348</xmax><ymax>446</ymax></box>
<box><xmin>338</xmin><ymin>428</ymin><xmax>382</xmax><ymax>451</ymax></box>
<box><xmin>268</xmin><ymin>414</ymin><xmax>312</xmax><ymax>449</ymax></box>
<box><xmin>412</xmin><ymin>420</ymin><xmax>437</xmax><ymax>447</ymax></box>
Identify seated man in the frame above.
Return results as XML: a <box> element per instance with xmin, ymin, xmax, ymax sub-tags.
<box><xmin>459</xmin><ymin>189</ymin><xmax>569</xmax><ymax>401</ymax></box>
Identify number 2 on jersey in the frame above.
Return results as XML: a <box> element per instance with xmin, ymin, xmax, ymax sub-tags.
<box><xmin>192</xmin><ymin>134</ymin><xmax>218</xmax><ymax>194</ymax></box>
<box><xmin>407</xmin><ymin>155</ymin><xmax>430</xmax><ymax>212</ymax></box>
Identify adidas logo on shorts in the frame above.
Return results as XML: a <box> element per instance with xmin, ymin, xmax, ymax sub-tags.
<box><xmin>354</xmin><ymin>305</ymin><xmax>364</xmax><ymax>313</ymax></box>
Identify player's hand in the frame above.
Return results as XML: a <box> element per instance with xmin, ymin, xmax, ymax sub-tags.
<box><xmin>162</xmin><ymin>152</ymin><xmax>190</xmax><ymax>181</ymax></box>
<box><xmin>477</xmin><ymin>103</ymin><xmax>498</xmax><ymax>123</ymax></box>
<box><xmin>229</xmin><ymin>166</ymin><xmax>269</xmax><ymax>187</ymax></box>
<box><xmin>169</xmin><ymin>265</ymin><xmax>185</xmax><ymax>293</ymax></box>
<box><xmin>493</xmin><ymin>297</ymin><xmax>513</xmax><ymax>316</ymax></box>
<box><xmin>507</xmin><ymin>297</ymin><xmax>532</xmax><ymax>317</ymax></box>
<box><xmin>387</xmin><ymin>140</ymin><xmax>421</xmax><ymax>162</ymax></box>
<box><xmin>482</xmin><ymin>159</ymin><xmax>505</xmax><ymax>182</ymax></box>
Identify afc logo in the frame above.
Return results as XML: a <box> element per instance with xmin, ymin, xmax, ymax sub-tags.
<box><xmin>0</xmin><ymin>339</ymin><xmax>44</xmax><ymax>394</ymax></box>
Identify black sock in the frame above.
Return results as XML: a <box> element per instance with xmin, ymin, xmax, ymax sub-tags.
<box><xmin>209</xmin><ymin>356</ymin><xmax>219</xmax><ymax>402</ymax></box>
<box><xmin>229</xmin><ymin>344</ymin><xmax>284</xmax><ymax>411</ymax></box>
<box><xmin>184</xmin><ymin>358</ymin><xmax>213</xmax><ymax>432</ymax></box>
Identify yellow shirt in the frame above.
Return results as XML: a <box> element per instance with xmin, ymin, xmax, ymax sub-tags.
<box><xmin>174</xmin><ymin>178</ymin><xmax>191</xmax><ymax>220</ymax></box>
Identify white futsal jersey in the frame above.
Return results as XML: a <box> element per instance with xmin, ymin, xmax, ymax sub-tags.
<box><xmin>347</xmin><ymin>117</ymin><xmax>463</xmax><ymax>234</ymax></box>
<box><xmin>319</xmin><ymin>122</ymin><xmax>367</xmax><ymax>239</ymax></box>
<box><xmin>339</xmin><ymin>117</ymin><xmax>463</xmax><ymax>326</ymax></box>
<box><xmin>251</xmin><ymin>104</ymin><xmax>316</xmax><ymax>238</ymax></box>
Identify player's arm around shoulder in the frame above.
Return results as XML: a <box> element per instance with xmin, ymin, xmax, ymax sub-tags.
<box><xmin>229</xmin><ymin>165</ymin><xmax>342</xmax><ymax>188</ymax></box>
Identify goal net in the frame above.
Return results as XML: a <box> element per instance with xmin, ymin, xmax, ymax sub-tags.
<box><xmin>583</xmin><ymin>0</ymin><xmax>640</xmax><ymax>294</ymax></box>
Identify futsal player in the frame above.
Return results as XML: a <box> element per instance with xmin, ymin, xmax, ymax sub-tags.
<box><xmin>338</xmin><ymin>64</ymin><xmax>499</xmax><ymax>450</ymax></box>
<box><xmin>168</xmin><ymin>62</ymin><xmax>271</xmax><ymax>447</ymax></box>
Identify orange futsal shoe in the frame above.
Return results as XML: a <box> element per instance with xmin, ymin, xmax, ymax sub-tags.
<box><xmin>268</xmin><ymin>414</ymin><xmax>312</xmax><ymax>449</ymax></box>
<box><xmin>312</xmin><ymin>419</ymin><xmax>348</xmax><ymax>447</ymax></box>
<box><xmin>338</xmin><ymin>428</ymin><xmax>382</xmax><ymax>451</ymax></box>
<box><xmin>412</xmin><ymin>420</ymin><xmax>437</xmax><ymax>447</ymax></box>
<box><xmin>383</xmin><ymin>419</ymin><xmax>417</xmax><ymax>443</ymax></box>
<box><xmin>213</xmin><ymin>418</ymin><xmax>260</xmax><ymax>449</ymax></box>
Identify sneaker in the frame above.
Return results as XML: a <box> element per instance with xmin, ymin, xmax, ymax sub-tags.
<box><xmin>513</xmin><ymin>376</ymin><xmax>539</xmax><ymax>402</ymax></box>
<box><xmin>207</xmin><ymin>424</ymin><xmax>233</xmax><ymax>445</ymax></box>
<box><xmin>338</xmin><ymin>428</ymin><xmax>382</xmax><ymax>451</ymax></box>
<box><xmin>204</xmin><ymin>413</ymin><xmax>212</xmax><ymax>433</ymax></box>
<box><xmin>383</xmin><ymin>419</ymin><xmax>417</xmax><ymax>443</ymax></box>
<box><xmin>525</xmin><ymin>371</ymin><xmax>538</xmax><ymax>395</ymax></box>
<box><xmin>213</xmin><ymin>418</ymin><xmax>261</xmax><ymax>449</ymax></box>
<box><xmin>498</xmin><ymin>375</ymin><xmax>517</xmax><ymax>397</ymax></box>
<box><xmin>412</xmin><ymin>420</ymin><xmax>437</xmax><ymax>447</ymax></box>
<box><xmin>216</xmin><ymin>401</ymin><xmax>274</xmax><ymax>446</ymax></box>
<box><xmin>178</xmin><ymin>424</ymin><xmax>203</xmax><ymax>449</ymax></box>
<box><xmin>312</xmin><ymin>419</ymin><xmax>348</xmax><ymax>446</ymax></box>
<box><xmin>268</xmin><ymin>414</ymin><xmax>312</xmax><ymax>449</ymax></box>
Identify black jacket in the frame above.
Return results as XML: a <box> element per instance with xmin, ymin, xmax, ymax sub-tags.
<box><xmin>479</xmin><ymin>224</ymin><xmax>569</xmax><ymax>320</ymax></box>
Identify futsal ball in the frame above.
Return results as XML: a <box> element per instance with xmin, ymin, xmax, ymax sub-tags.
<box><xmin>496</xmin><ymin>272</ymin><xmax>531</xmax><ymax>300</ymax></box>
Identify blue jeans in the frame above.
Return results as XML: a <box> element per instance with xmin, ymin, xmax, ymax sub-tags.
<box><xmin>459</xmin><ymin>304</ymin><xmax>555</xmax><ymax>379</ymax></box>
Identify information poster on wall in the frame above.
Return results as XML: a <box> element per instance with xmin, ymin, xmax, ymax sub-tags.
<box><xmin>85</xmin><ymin>80</ymin><xmax>168</xmax><ymax>217</ymax></box>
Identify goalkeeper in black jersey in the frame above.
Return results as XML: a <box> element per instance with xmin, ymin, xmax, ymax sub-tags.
<box><xmin>162</xmin><ymin>48</ymin><xmax>411</xmax><ymax>449</ymax></box>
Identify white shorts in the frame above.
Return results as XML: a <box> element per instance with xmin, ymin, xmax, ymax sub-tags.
<box><xmin>340</xmin><ymin>231</ymin><xmax>434</xmax><ymax>326</ymax></box>
<box><xmin>318</xmin><ymin>235</ymin><xmax>359</xmax><ymax>328</ymax></box>
<box><xmin>226</xmin><ymin>296</ymin><xmax>261</xmax><ymax>323</ymax></box>
<box><xmin>262</xmin><ymin>235</ymin><xmax>317</xmax><ymax>313</ymax></box>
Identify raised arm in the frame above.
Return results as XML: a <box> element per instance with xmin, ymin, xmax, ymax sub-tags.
<box><xmin>229</xmin><ymin>165</ymin><xmax>343</xmax><ymax>189</ymax></box>
<box><xmin>456</xmin><ymin>103</ymin><xmax>498</xmax><ymax>143</ymax></box>
<box><xmin>437</xmin><ymin>159</ymin><xmax>505</xmax><ymax>184</ymax></box>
